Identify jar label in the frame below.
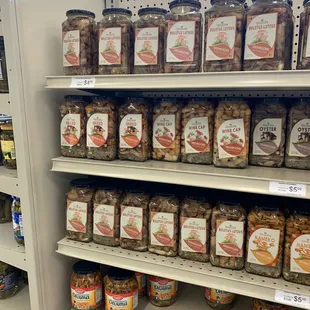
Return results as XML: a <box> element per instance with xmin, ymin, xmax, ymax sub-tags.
<box><xmin>136</xmin><ymin>272</ymin><xmax>146</xmax><ymax>294</ymax></box>
<box><xmin>184</xmin><ymin>117</ymin><xmax>210</xmax><ymax>154</ymax></box>
<box><xmin>61</xmin><ymin>114</ymin><xmax>81</xmax><ymax>147</ymax></box>
<box><xmin>1</xmin><ymin>140</ymin><xmax>16</xmax><ymax>160</ymax></box>
<box><xmin>150</xmin><ymin>212</ymin><xmax>175</xmax><ymax>247</ymax></box>
<box><xmin>93</xmin><ymin>204</ymin><xmax>114</xmax><ymax>237</ymax></box>
<box><xmin>205</xmin><ymin>16</ymin><xmax>236</xmax><ymax>60</ymax></box>
<box><xmin>181</xmin><ymin>217</ymin><xmax>207</xmax><ymax>253</ymax></box>
<box><xmin>166</xmin><ymin>21</ymin><xmax>195</xmax><ymax>63</ymax></box>
<box><xmin>99</xmin><ymin>27</ymin><xmax>122</xmax><ymax>65</ymax></box>
<box><xmin>12</xmin><ymin>211</ymin><xmax>24</xmax><ymax>240</ymax></box>
<box><xmin>290</xmin><ymin>234</ymin><xmax>310</xmax><ymax>274</ymax></box>
<box><xmin>63</xmin><ymin>30</ymin><xmax>80</xmax><ymax>67</ymax></box>
<box><xmin>71</xmin><ymin>284</ymin><xmax>102</xmax><ymax>310</ymax></box>
<box><xmin>87</xmin><ymin>114</ymin><xmax>108</xmax><ymax>148</ymax></box>
<box><xmin>67</xmin><ymin>200</ymin><xmax>87</xmax><ymax>233</ymax></box>
<box><xmin>205</xmin><ymin>288</ymin><xmax>235</xmax><ymax>305</ymax></box>
<box><xmin>306</xmin><ymin>18</ymin><xmax>310</xmax><ymax>57</ymax></box>
<box><xmin>119</xmin><ymin>114</ymin><xmax>142</xmax><ymax>149</ymax></box>
<box><xmin>244</xmin><ymin>13</ymin><xmax>278</xmax><ymax>60</ymax></box>
<box><xmin>135</xmin><ymin>27</ymin><xmax>159</xmax><ymax>65</ymax></box>
<box><xmin>247</xmin><ymin>228</ymin><xmax>280</xmax><ymax>266</ymax></box>
<box><xmin>252</xmin><ymin>118</ymin><xmax>282</xmax><ymax>155</ymax></box>
<box><xmin>216</xmin><ymin>220</ymin><xmax>244</xmax><ymax>257</ymax></box>
<box><xmin>288</xmin><ymin>119</ymin><xmax>310</xmax><ymax>157</ymax></box>
<box><xmin>0</xmin><ymin>272</ymin><xmax>16</xmax><ymax>292</ymax></box>
<box><xmin>105</xmin><ymin>290</ymin><xmax>138</xmax><ymax>310</ymax></box>
<box><xmin>120</xmin><ymin>206</ymin><xmax>143</xmax><ymax>240</ymax></box>
<box><xmin>153</xmin><ymin>115</ymin><xmax>176</xmax><ymax>149</ymax></box>
<box><xmin>147</xmin><ymin>276</ymin><xmax>177</xmax><ymax>304</ymax></box>
<box><xmin>217</xmin><ymin>118</ymin><xmax>245</xmax><ymax>159</ymax></box>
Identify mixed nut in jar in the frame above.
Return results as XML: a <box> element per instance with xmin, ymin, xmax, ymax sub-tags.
<box><xmin>300</xmin><ymin>0</ymin><xmax>310</xmax><ymax>69</ymax></box>
<box><xmin>251</xmin><ymin>299</ymin><xmax>289</xmax><ymax>310</ymax></box>
<box><xmin>0</xmin><ymin>122</ymin><xmax>16</xmax><ymax>169</ymax></box>
<box><xmin>136</xmin><ymin>272</ymin><xmax>146</xmax><ymax>297</ymax></box>
<box><xmin>205</xmin><ymin>288</ymin><xmax>236</xmax><ymax>310</ymax></box>
<box><xmin>12</xmin><ymin>197</ymin><xmax>24</xmax><ymax>246</ymax></box>
<box><xmin>0</xmin><ymin>262</ymin><xmax>19</xmax><ymax>300</ymax></box>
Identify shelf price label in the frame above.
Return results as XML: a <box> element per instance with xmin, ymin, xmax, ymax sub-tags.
<box><xmin>275</xmin><ymin>290</ymin><xmax>310</xmax><ymax>309</ymax></box>
<box><xmin>70</xmin><ymin>77</ymin><xmax>96</xmax><ymax>88</ymax></box>
<box><xmin>269</xmin><ymin>181</ymin><xmax>306</xmax><ymax>198</ymax></box>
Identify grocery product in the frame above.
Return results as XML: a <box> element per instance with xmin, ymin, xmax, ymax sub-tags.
<box><xmin>0</xmin><ymin>122</ymin><xmax>16</xmax><ymax>169</ymax></box>
<box><xmin>149</xmin><ymin>194</ymin><xmax>179</xmax><ymax>257</ymax></box>
<box><xmin>204</xmin><ymin>0</ymin><xmax>245</xmax><ymax>72</ymax></box>
<box><xmin>60</xmin><ymin>96</ymin><xmax>87</xmax><ymax>158</ymax></box>
<box><xmin>249</xmin><ymin>99</ymin><xmax>287</xmax><ymax>168</ymax></box>
<box><xmin>181</xmin><ymin>100</ymin><xmax>215</xmax><ymax>164</ymax></box>
<box><xmin>179</xmin><ymin>197</ymin><xmax>212</xmax><ymax>262</ymax></box>
<box><xmin>210</xmin><ymin>202</ymin><xmax>246</xmax><ymax>269</ymax></box>
<box><xmin>213</xmin><ymin>99</ymin><xmax>251</xmax><ymax>168</ymax></box>
<box><xmin>285</xmin><ymin>99</ymin><xmax>310</xmax><ymax>170</ymax></box>
<box><xmin>133</xmin><ymin>8</ymin><xmax>167</xmax><ymax>74</ymax></box>
<box><xmin>251</xmin><ymin>299</ymin><xmax>289</xmax><ymax>310</ymax></box>
<box><xmin>62</xmin><ymin>9</ymin><xmax>97</xmax><ymax>75</ymax></box>
<box><xmin>66</xmin><ymin>178</ymin><xmax>95</xmax><ymax>242</ymax></box>
<box><xmin>105</xmin><ymin>267</ymin><xmax>138</xmax><ymax>310</ymax></box>
<box><xmin>12</xmin><ymin>197</ymin><xmax>24</xmax><ymax>246</ymax></box>
<box><xmin>152</xmin><ymin>99</ymin><xmax>182</xmax><ymax>162</ymax></box>
<box><xmin>119</xmin><ymin>98</ymin><xmax>150</xmax><ymax>162</ymax></box>
<box><xmin>120</xmin><ymin>191</ymin><xmax>150</xmax><ymax>251</ymax></box>
<box><xmin>301</xmin><ymin>2</ymin><xmax>310</xmax><ymax>69</ymax></box>
<box><xmin>71</xmin><ymin>260</ymin><xmax>103</xmax><ymax>310</ymax></box>
<box><xmin>136</xmin><ymin>272</ymin><xmax>146</xmax><ymax>297</ymax></box>
<box><xmin>0</xmin><ymin>262</ymin><xmax>18</xmax><ymax>300</ymax></box>
<box><xmin>297</xmin><ymin>1</ymin><xmax>307</xmax><ymax>69</ymax></box>
<box><xmin>205</xmin><ymin>288</ymin><xmax>236</xmax><ymax>310</ymax></box>
<box><xmin>0</xmin><ymin>37</ymin><xmax>9</xmax><ymax>93</ymax></box>
<box><xmin>0</xmin><ymin>193</ymin><xmax>12</xmax><ymax>223</ymax></box>
<box><xmin>147</xmin><ymin>275</ymin><xmax>177</xmax><ymax>307</ymax></box>
<box><xmin>164</xmin><ymin>0</ymin><xmax>203</xmax><ymax>73</ymax></box>
<box><xmin>85</xmin><ymin>97</ymin><xmax>117</xmax><ymax>161</ymax></box>
<box><xmin>93</xmin><ymin>187</ymin><xmax>122</xmax><ymax>247</ymax></box>
<box><xmin>98</xmin><ymin>8</ymin><xmax>133</xmax><ymax>75</ymax></box>
<box><xmin>246</xmin><ymin>207</ymin><xmax>285</xmax><ymax>278</ymax></box>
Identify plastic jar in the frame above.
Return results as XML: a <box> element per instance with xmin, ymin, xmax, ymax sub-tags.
<box><xmin>0</xmin><ymin>262</ymin><xmax>18</xmax><ymax>300</ymax></box>
<box><xmin>98</xmin><ymin>8</ymin><xmax>133</xmax><ymax>75</ymax></box>
<box><xmin>0</xmin><ymin>193</ymin><xmax>12</xmax><ymax>223</ymax></box>
<box><xmin>136</xmin><ymin>272</ymin><xmax>146</xmax><ymax>297</ymax></box>
<box><xmin>62</xmin><ymin>9</ymin><xmax>97</xmax><ymax>75</ymax></box>
<box><xmin>12</xmin><ymin>197</ymin><xmax>24</xmax><ymax>246</ymax></box>
<box><xmin>71</xmin><ymin>260</ymin><xmax>103</xmax><ymax>310</ymax></box>
<box><xmin>105</xmin><ymin>267</ymin><xmax>138</xmax><ymax>310</ymax></box>
<box><xmin>0</xmin><ymin>37</ymin><xmax>9</xmax><ymax>93</ymax></box>
<box><xmin>66</xmin><ymin>178</ymin><xmax>95</xmax><ymax>242</ymax></box>
<box><xmin>164</xmin><ymin>0</ymin><xmax>203</xmax><ymax>73</ymax></box>
<box><xmin>252</xmin><ymin>299</ymin><xmax>289</xmax><ymax>310</ymax></box>
<box><xmin>205</xmin><ymin>288</ymin><xmax>236</xmax><ymax>310</ymax></box>
<box><xmin>298</xmin><ymin>1</ymin><xmax>310</xmax><ymax>69</ymax></box>
<box><xmin>204</xmin><ymin>0</ymin><xmax>246</xmax><ymax>72</ymax></box>
<box><xmin>133</xmin><ymin>8</ymin><xmax>167</xmax><ymax>74</ymax></box>
<box><xmin>0</xmin><ymin>123</ymin><xmax>16</xmax><ymax>169</ymax></box>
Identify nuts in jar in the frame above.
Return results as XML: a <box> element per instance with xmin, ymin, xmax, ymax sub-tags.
<box><xmin>251</xmin><ymin>299</ymin><xmax>289</xmax><ymax>310</ymax></box>
<box><xmin>136</xmin><ymin>272</ymin><xmax>146</xmax><ymax>297</ymax></box>
<box><xmin>205</xmin><ymin>288</ymin><xmax>236</xmax><ymax>310</ymax></box>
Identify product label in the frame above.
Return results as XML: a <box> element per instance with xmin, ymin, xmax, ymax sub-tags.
<box><xmin>63</xmin><ymin>30</ymin><xmax>80</xmax><ymax>67</ymax></box>
<box><xmin>217</xmin><ymin>118</ymin><xmax>245</xmax><ymax>159</ymax></box>
<box><xmin>205</xmin><ymin>288</ymin><xmax>235</xmax><ymax>305</ymax></box>
<box><xmin>135</xmin><ymin>27</ymin><xmax>159</xmax><ymax>65</ymax></box>
<box><xmin>180</xmin><ymin>217</ymin><xmax>207</xmax><ymax>253</ymax></box>
<box><xmin>12</xmin><ymin>211</ymin><xmax>24</xmax><ymax>240</ymax></box>
<box><xmin>206</xmin><ymin>16</ymin><xmax>236</xmax><ymax>60</ymax></box>
<box><xmin>99</xmin><ymin>27</ymin><xmax>122</xmax><ymax>65</ymax></box>
<box><xmin>67</xmin><ymin>200</ymin><xmax>87</xmax><ymax>233</ymax></box>
<box><xmin>93</xmin><ymin>204</ymin><xmax>114</xmax><ymax>237</ymax></box>
<box><xmin>120</xmin><ymin>206</ymin><xmax>143</xmax><ymax>240</ymax></box>
<box><xmin>1</xmin><ymin>140</ymin><xmax>16</xmax><ymax>160</ymax></box>
<box><xmin>105</xmin><ymin>290</ymin><xmax>138</xmax><ymax>310</ymax></box>
<box><xmin>61</xmin><ymin>114</ymin><xmax>81</xmax><ymax>147</ymax></box>
<box><xmin>290</xmin><ymin>234</ymin><xmax>310</xmax><ymax>274</ymax></box>
<box><xmin>166</xmin><ymin>21</ymin><xmax>196</xmax><ymax>62</ymax></box>
<box><xmin>288</xmin><ymin>119</ymin><xmax>310</xmax><ymax>157</ymax></box>
<box><xmin>184</xmin><ymin>117</ymin><xmax>210</xmax><ymax>154</ymax></box>
<box><xmin>147</xmin><ymin>276</ymin><xmax>177</xmax><ymax>304</ymax></box>
<box><xmin>153</xmin><ymin>115</ymin><xmax>175</xmax><ymax>149</ymax></box>
<box><xmin>150</xmin><ymin>212</ymin><xmax>175</xmax><ymax>247</ymax></box>
<box><xmin>306</xmin><ymin>18</ymin><xmax>310</xmax><ymax>57</ymax></box>
<box><xmin>136</xmin><ymin>272</ymin><xmax>146</xmax><ymax>294</ymax></box>
<box><xmin>71</xmin><ymin>284</ymin><xmax>102</xmax><ymax>310</ymax></box>
<box><xmin>119</xmin><ymin>114</ymin><xmax>142</xmax><ymax>149</ymax></box>
<box><xmin>244</xmin><ymin>13</ymin><xmax>278</xmax><ymax>60</ymax></box>
<box><xmin>0</xmin><ymin>273</ymin><xmax>16</xmax><ymax>292</ymax></box>
<box><xmin>87</xmin><ymin>114</ymin><xmax>108</xmax><ymax>148</ymax></box>
<box><xmin>252</xmin><ymin>118</ymin><xmax>282</xmax><ymax>155</ymax></box>
<box><xmin>247</xmin><ymin>228</ymin><xmax>280</xmax><ymax>266</ymax></box>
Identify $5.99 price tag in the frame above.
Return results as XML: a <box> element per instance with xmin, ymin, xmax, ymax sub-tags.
<box><xmin>70</xmin><ymin>77</ymin><xmax>96</xmax><ymax>88</ymax></box>
<box><xmin>269</xmin><ymin>181</ymin><xmax>306</xmax><ymax>198</ymax></box>
<box><xmin>275</xmin><ymin>290</ymin><xmax>310</xmax><ymax>309</ymax></box>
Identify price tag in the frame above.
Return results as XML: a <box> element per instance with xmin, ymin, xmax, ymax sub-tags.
<box><xmin>70</xmin><ymin>77</ymin><xmax>96</xmax><ymax>88</ymax></box>
<box><xmin>275</xmin><ymin>290</ymin><xmax>310</xmax><ymax>309</ymax></box>
<box><xmin>269</xmin><ymin>181</ymin><xmax>306</xmax><ymax>197</ymax></box>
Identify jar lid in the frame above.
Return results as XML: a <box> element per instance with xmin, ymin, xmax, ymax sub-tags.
<box><xmin>304</xmin><ymin>0</ymin><xmax>309</xmax><ymax>6</ymax></box>
<box><xmin>91</xmin><ymin>96</ymin><xmax>114</xmax><ymax>101</ymax></box>
<box><xmin>102</xmin><ymin>8</ymin><xmax>132</xmax><ymax>16</ymax></box>
<box><xmin>73</xmin><ymin>260</ymin><xmax>100</xmax><ymax>274</ymax></box>
<box><xmin>64</xmin><ymin>95</ymin><xmax>89</xmax><ymax>101</ymax></box>
<box><xmin>138</xmin><ymin>7</ymin><xmax>168</xmax><ymax>16</ymax></box>
<box><xmin>169</xmin><ymin>0</ymin><xmax>202</xmax><ymax>9</ymax></box>
<box><xmin>211</xmin><ymin>0</ymin><xmax>244</xmax><ymax>4</ymax></box>
<box><xmin>70</xmin><ymin>178</ymin><xmax>95</xmax><ymax>188</ymax></box>
<box><xmin>287</xmin><ymin>0</ymin><xmax>293</xmax><ymax>6</ymax></box>
<box><xmin>12</xmin><ymin>196</ymin><xmax>20</xmax><ymax>201</ymax></box>
<box><xmin>108</xmin><ymin>267</ymin><xmax>135</xmax><ymax>280</ymax></box>
<box><xmin>66</xmin><ymin>9</ymin><xmax>95</xmax><ymax>18</ymax></box>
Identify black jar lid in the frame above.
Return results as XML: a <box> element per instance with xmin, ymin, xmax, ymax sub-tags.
<box><xmin>73</xmin><ymin>260</ymin><xmax>100</xmax><ymax>275</ymax></box>
<box><xmin>102</xmin><ymin>8</ymin><xmax>132</xmax><ymax>16</ymax></box>
<box><xmin>138</xmin><ymin>7</ymin><xmax>168</xmax><ymax>16</ymax></box>
<box><xmin>70</xmin><ymin>178</ymin><xmax>95</xmax><ymax>188</ymax></box>
<box><xmin>66</xmin><ymin>9</ymin><xmax>95</xmax><ymax>18</ymax></box>
<box><xmin>169</xmin><ymin>0</ymin><xmax>202</xmax><ymax>10</ymax></box>
<box><xmin>304</xmin><ymin>0</ymin><xmax>309</xmax><ymax>6</ymax></box>
<box><xmin>108</xmin><ymin>267</ymin><xmax>135</xmax><ymax>281</ymax></box>
<box><xmin>64</xmin><ymin>95</ymin><xmax>90</xmax><ymax>101</ymax></box>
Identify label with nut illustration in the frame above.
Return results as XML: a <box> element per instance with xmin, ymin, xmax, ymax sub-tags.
<box><xmin>99</xmin><ymin>27</ymin><xmax>122</xmax><ymax>65</ymax></box>
<box><xmin>185</xmin><ymin>117</ymin><xmax>210</xmax><ymax>153</ymax></box>
<box><xmin>67</xmin><ymin>200</ymin><xmax>87</xmax><ymax>233</ymax></box>
<box><xmin>217</xmin><ymin>118</ymin><xmax>245</xmax><ymax>159</ymax></box>
<box><xmin>245</xmin><ymin>13</ymin><xmax>278</xmax><ymax>60</ymax></box>
<box><xmin>247</xmin><ymin>228</ymin><xmax>280</xmax><ymax>266</ymax></box>
<box><xmin>120</xmin><ymin>114</ymin><xmax>142</xmax><ymax>149</ymax></box>
<box><xmin>291</xmin><ymin>234</ymin><xmax>310</xmax><ymax>274</ymax></box>
<box><xmin>61</xmin><ymin>114</ymin><xmax>81</xmax><ymax>147</ymax></box>
<box><xmin>253</xmin><ymin>118</ymin><xmax>282</xmax><ymax>155</ymax></box>
<box><xmin>288</xmin><ymin>119</ymin><xmax>310</xmax><ymax>157</ymax></box>
<box><xmin>63</xmin><ymin>30</ymin><xmax>80</xmax><ymax>67</ymax></box>
<box><xmin>216</xmin><ymin>220</ymin><xmax>244</xmax><ymax>257</ymax></box>
<box><xmin>206</xmin><ymin>16</ymin><xmax>236</xmax><ymax>60</ymax></box>
<box><xmin>148</xmin><ymin>276</ymin><xmax>177</xmax><ymax>304</ymax></box>
<box><xmin>166</xmin><ymin>21</ymin><xmax>195</xmax><ymax>62</ymax></box>
<box><xmin>71</xmin><ymin>283</ymin><xmax>102</xmax><ymax>310</ymax></box>
<box><xmin>153</xmin><ymin>115</ymin><xmax>175</xmax><ymax>149</ymax></box>
<box><xmin>205</xmin><ymin>288</ymin><xmax>236</xmax><ymax>305</ymax></box>
<box><xmin>87</xmin><ymin>113</ymin><xmax>108</xmax><ymax>148</ymax></box>
<box><xmin>120</xmin><ymin>206</ymin><xmax>143</xmax><ymax>240</ymax></box>
<box><xmin>181</xmin><ymin>217</ymin><xmax>207</xmax><ymax>253</ymax></box>
<box><xmin>135</xmin><ymin>27</ymin><xmax>159</xmax><ymax>65</ymax></box>
<box><xmin>105</xmin><ymin>290</ymin><xmax>138</xmax><ymax>310</ymax></box>
<box><xmin>151</xmin><ymin>212</ymin><xmax>175</xmax><ymax>247</ymax></box>
<box><xmin>93</xmin><ymin>204</ymin><xmax>114</xmax><ymax>237</ymax></box>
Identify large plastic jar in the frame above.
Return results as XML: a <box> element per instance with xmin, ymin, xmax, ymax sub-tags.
<box><xmin>252</xmin><ymin>299</ymin><xmax>289</xmax><ymax>310</ymax></box>
<box><xmin>0</xmin><ymin>193</ymin><xmax>12</xmax><ymax>223</ymax></box>
<box><xmin>204</xmin><ymin>0</ymin><xmax>246</xmax><ymax>72</ymax></box>
<box><xmin>164</xmin><ymin>0</ymin><xmax>203</xmax><ymax>73</ymax></box>
<box><xmin>205</xmin><ymin>288</ymin><xmax>236</xmax><ymax>310</ymax></box>
<box><xmin>133</xmin><ymin>8</ymin><xmax>167</xmax><ymax>74</ymax></box>
<box><xmin>297</xmin><ymin>0</ymin><xmax>309</xmax><ymax>69</ymax></box>
<box><xmin>62</xmin><ymin>9</ymin><xmax>97</xmax><ymax>75</ymax></box>
<box><xmin>12</xmin><ymin>197</ymin><xmax>24</xmax><ymax>246</ymax></box>
<box><xmin>301</xmin><ymin>2</ymin><xmax>310</xmax><ymax>69</ymax></box>
<box><xmin>0</xmin><ymin>123</ymin><xmax>17</xmax><ymax>169</ymax></box>
<box><xmin>0</xmin><ymin>262</ymin><xmax>18</xmax><ymax>300</ymax></box>
<box><xmin>0</xmin><ymin>37</ymin><xmax>9</xmax><ymax>93</ymax></box>
<box><xmin>98</xmin><ymin>8</ymin><xmax>133</xmax><ymax>75</ymax></box>
<box><xmin>243</xmin><ymin>0</ymin><xmax>293</xmax><ymax>70</ymax></box>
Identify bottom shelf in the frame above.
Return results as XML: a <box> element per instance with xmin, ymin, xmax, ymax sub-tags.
<box><xmin>0</xmin><ymin>283</ymin><xmax>30</xmax><ymax>310</ymax></box>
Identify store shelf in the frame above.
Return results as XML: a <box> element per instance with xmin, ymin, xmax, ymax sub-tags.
<box><xmin>0</xmin><ymin>93</ymin><xmax>11</xmax><ymax>115</ymax></box>
<box><xmin>0</xmin><ymin>284</ymin><xmax>30</xmax><ymax>310</ymax></box>
<box><xmin>52</xmin><ymin>156</ymin><xmax>310</xmax><ymax>199</ymax></box>
<box><xmin>0</xmin><ymin>166</ymin><xmax>19</xmax><ymax>196</ymax></box>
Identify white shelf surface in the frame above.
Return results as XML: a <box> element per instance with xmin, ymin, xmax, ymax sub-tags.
<box><xmin>0</xmin><ymin>284</ymin><xmax>30</xmax><ymax>310</ymax></box>
<box><xmin>52</xmin><ymin>157</ymin><xmax>310</xmax><ymax>199</ymax></box>
<box><xmin>0</xmin><ymin>166</ymin><xmax>19</xmax><ymax>196</ymax></box>
<box><xmin>0</xmin><ymin>93</ymin><xmax>11</xmax><ymax>115</ymax></box>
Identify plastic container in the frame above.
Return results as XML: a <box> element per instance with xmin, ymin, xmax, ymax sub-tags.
<box><xmin>164</xmin><ymin>0</ymin><xmax>203</xmax><ymax>73</ymax></box>
<box><xmin>0</xmin><ymin>37</ymin><xmax>9</xmax><ymax>93</ymax></box>
<box><xmin>205</xmin><ymin>288</ymin><xmax>236</xmax><ymax>310</ymax></box>
<box><xmin>251</xmin><ymin>299</ymin><xmax>289</xmax><ymax>310</ymax></box>
<box><xmin>136</xmin><ymin>272</ymin><xmax>146</xmax><ymax>297</ymax></box>
<box><xmin>0</xmin><ymin>262</ymin><xmax>18</xmax><ymax>300</ymax></box>
<box><xmin>296</xmin><ymin>0</ymin><xmax>308</xmax><ymax>69</ymax></box>
<box><xmin>133</xmin><ymin>8</ymin><xmax>167</xmax><ymax>74</ymax></box>
<box><xmin>0</xmin><ymin>193</ymin><xmax>12</xmax><ymax>223</ymax></box>
<box><xmin>12</xmin><ymin>197</ymin><xmax>24</xmax><ymax>246</ymax></box>
<box><xmin>300</xmin><ymin>1</ymin><xmax>310</xmax><ymax>69</ymax></box>
<box><xmin>0</xmin><ymin>122</ymin><xmax>16</xmax><ymax>169</ymax></box>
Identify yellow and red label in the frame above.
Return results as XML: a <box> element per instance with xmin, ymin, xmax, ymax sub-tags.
<box><xmin>71</xmin><ymin>284</ymin><xmax>102</xmax><ymax>310</ymax></box>
<box><xmin>105</xmin><ymin>290</ymin><xmax>138</xmax><ymax>310</ymax></box>
<box><xmin>205</xmin><ymin>288</ymin><xmax>235</xmax><ymax>305</ymax></box>
<box><xmin>147</xmin><ymin>276</ymin><xmax>177</xmax><ymax>305</ymax></box>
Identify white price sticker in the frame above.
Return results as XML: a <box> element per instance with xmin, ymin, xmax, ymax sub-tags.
<box><xmin>70</xmin><ymin>77</ymin><xmax>96</xmax><ymax>88</ymax></box>
<box><xmin>275</xmin><ymin>290</ymin><xmax>310</xmax><ymax>309</ymax></box>
<box><xmin>269</xmin><ymin>181</ymin><xmax>306</xmax><ymax>197</ymax></box>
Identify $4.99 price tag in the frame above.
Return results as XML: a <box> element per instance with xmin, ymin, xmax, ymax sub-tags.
<box><xmin>70</xmin><ymin>77</ymin><xmax>96</xmax><ymax>88</ymax></box>
<box><xmin>269</xmin><ymin>181</ymin><xmax>306</xmax><ymax>198</ymax></box>
<box><xmin>275</xmin><ymin>290</ymin><xmax>310</xmax><ymax>309</ymax></box>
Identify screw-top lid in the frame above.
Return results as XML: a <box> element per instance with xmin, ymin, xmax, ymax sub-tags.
<box><xmin>12</xmin><ymin>196</ymin><xmax>20</xmax><ymax>201</ymax></box>
<box><xmin>102</xmin><ymin>8</ymin><xmax>132</xmax><ymax>16</ymax></box>
<box><xmin>64</xmin><ymin>95</ymin><xmax>90</xmax><ymax>101</ymax></box>
<box><xmin>73</xmin><ymin>260</ymin><xmax>100</xmax><ymax>275</ymax></box>
<box><xmin>211</xmin><ymin>0</ymin><xmax>244</xmax><ymax>4</ymax></box>
<box><xmin>108</xmin><ymin>267</ymin><xmax>135</xmax><ymax>280</ymax></box>
<box><xmin>169</xmin><ymin>0</ymin><xmax>202</xmax><ymax>9</ymax></box>
<box><xmin>70</xmin><ymin>178</ymin><xmax>95</xmax><ymax>188</ymax></box>
<box><xmin>66</xmin><ymin>9</ymin><xmax>95</xmax><ymax>18</ymax></box>
<box><xmin>138</xmin><ymin>7</ymin><xmax>168</xmax><ymax>16</ymax></box>
<box><xmin>304</xmin><ymin>0</ymin><xmax>309</xmax><ymax>6</ymax></box>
